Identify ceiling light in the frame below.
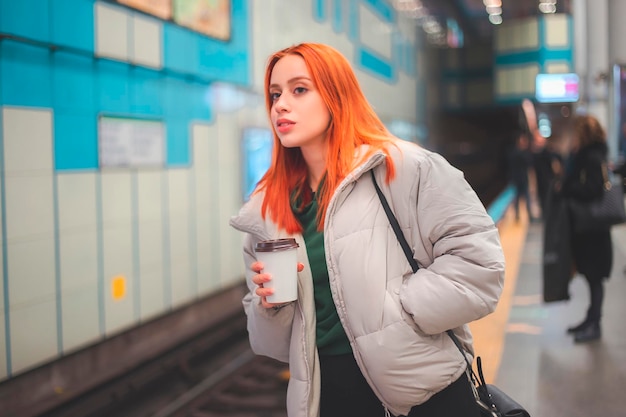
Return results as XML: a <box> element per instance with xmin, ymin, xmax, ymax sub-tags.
<box><xmin>538</xmin><ymin>3</ymin><xmax>557</xmax><ymax>13</ymax></box>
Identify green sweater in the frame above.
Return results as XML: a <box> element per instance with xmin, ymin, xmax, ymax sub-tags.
<box><xmin>293</xmin><ymin>192</ymin><xmax>352</xmax><ymax>356</ymax></box>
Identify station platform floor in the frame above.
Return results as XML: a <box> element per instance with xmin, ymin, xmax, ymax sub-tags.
<box><xmin>470</xmin><ymin>207</ymin><xmax>626</xmax><ymax>417</ymax></box>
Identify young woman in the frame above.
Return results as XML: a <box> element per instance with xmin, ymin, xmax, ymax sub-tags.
<box><xmin>230</xmin><ymin>43</ymin><xmax>505</xmax><ymax>417</ymax></box>
<box><xmin>561</xmin><ymin>114</ymin><xmax>613</xmax><ymax>343</ymax></box>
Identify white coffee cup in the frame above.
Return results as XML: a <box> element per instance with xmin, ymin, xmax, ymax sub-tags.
<box><xmin>255</xmin><ymin>238</ymin><xmax>300</xmax><ymax>303</ymax></box>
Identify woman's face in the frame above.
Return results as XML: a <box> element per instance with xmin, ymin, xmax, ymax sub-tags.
<box><xmin>268</xmin><ymin>54</ymin><xmax>331</xmax><ymax>151</ymax></box>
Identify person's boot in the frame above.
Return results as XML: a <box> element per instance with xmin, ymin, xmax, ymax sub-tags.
<box><xmin>566</xmin><ymin>319</ymin><xmax>591</xmax><ymax>334</ymax></box>
<box><xmin>574</xmin><ymin>322</ymin><xmax>601</xmax><ymax>343</ymax></box>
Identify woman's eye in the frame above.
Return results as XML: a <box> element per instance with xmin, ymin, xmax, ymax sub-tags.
<box><xmin>269</xmin><ymin>92</ymin><xmax>280</xmax><ymax>101</ymax></box>
<box><xmin>294</xmin><ymin>87</ymin><xmax>307</xmax><ymax>94</ymax></box>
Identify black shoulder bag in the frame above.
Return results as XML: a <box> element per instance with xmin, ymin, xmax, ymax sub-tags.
<box><xmin>371</xmin><ymin>171</ymin><xmax>530</xmax><ymax>417</ymax></box>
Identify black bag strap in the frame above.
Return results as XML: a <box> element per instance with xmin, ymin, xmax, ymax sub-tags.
<box><xmin>370</xmin><ymin>170</ymin><xmax>488</xmax><ymax>390</ymax></box>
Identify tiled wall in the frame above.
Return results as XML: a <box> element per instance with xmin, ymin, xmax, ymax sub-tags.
<box><xmin>494</xmin><ymin>13</ymin><xmax>574</xmax><ymax>104</ymax></box>
<box><xmin>0</xmin><ymin>0</ymin><xmax>422</xmax><ymax>380</ymax></box>
<box><xmin>0</xmin><ymin>0</ymin><xmax>250</xmax><ymax>378</ymax></box>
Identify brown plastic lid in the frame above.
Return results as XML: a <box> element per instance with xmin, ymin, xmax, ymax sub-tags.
<box><xmin>255</xmin><ymin>238</ymin><xmax>299</xmax><ymax>252</ymax></box>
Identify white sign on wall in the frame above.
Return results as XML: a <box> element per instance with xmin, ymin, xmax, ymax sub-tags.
<box><xmin>99</xmin><ymin>116</ymin><xmax>165</xmax><ymax>168</ymax></box>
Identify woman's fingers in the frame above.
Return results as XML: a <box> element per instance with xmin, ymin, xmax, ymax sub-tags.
<box><xmin>251</xmin><ymin>260</ymin><xmax>301</xmax><ymax>309</ymax></box>
<box><xmin>251</xmin><ymin>261</ymin><xmax>264</xmax><ymax>273</ymax></box>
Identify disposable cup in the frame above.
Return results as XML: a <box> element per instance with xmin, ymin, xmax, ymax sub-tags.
<box><xmin>255</xmin><ymin>238</ymin><xmax>300</xmax><ymax>303</ymax></box>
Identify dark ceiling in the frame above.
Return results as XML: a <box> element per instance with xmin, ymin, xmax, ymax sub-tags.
<box><xmin>419</xmin><ymin>0</ymin><xmax>572</xmax><ymax>45</ymax></box>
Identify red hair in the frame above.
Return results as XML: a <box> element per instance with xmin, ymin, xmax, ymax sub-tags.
<box><xmin>255</xmin><ymin>43</ymin><xmax>396</xmax><ymax>233</ymax></box>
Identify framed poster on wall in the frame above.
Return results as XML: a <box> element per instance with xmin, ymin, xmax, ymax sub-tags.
<box><xmin>173</xmin><ymin>0</ymin><xmax>231</xmax><ymax>41</ymax></box>
<box><xmin>99</xmin><ymin>116</ymin><xmax>165</xmax><ymax>168</ymax></box>
<box><xmin>115</xmin><ymin>0</ymin><xmax>231</xmax><ymax>41</ymax></box>
<box><xmin>117</xmin><ymin>0</ymin><xmax>172</xmax><ymax>19</ymax></box>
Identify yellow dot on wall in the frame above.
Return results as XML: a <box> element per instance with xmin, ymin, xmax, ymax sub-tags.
<box><xmin>111</xmin><ymin>276</ymin><xmax>126</xmax><ymax>301</ymax></box>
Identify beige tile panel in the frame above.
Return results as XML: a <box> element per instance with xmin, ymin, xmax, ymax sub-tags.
<box><xmin>102</xmin><ymin>227</ymin><xmax>135</xmax><ymax>336</ymax></box>
<box><xmin>7</xmin><ymin>238</ymin><xmax>56</xmax><ymax>307</ymax></box>
<box><xmin>170</xmin><ymin>260</ymin><xmax>193</xmax><ymax>308</ymax></box>
<box><xmin>58</xmin><ymin>230</ymin><xmax>98</xmax><ymax>292</ymax></box>
<box><xmin>57</xmin><ymin>173</ymin><xmax>98</xmax><ymax>232</ymax></box>
<box><xmin>216</xmin><ymin>115</ymin><xmax>245</xmax><ymax>285</ymax></box>
<box><xmin>61</xmin><ymin>286</ymin><xmax>100</xmax><ymax>354</ymax></box>
<box><xmin>544</xmin><ymin>14</ymin><xmax>569</xmax><ymax>48</ymax></box>
<box><xmin>137</xmin><ymin>171</ymin><xmax>163</xmax><ymax>222</ymax></box>
<box><xmin>101</xmin><ymin>172</ymin><xmax>132</xmax><ymax>225</ymax></box>
<box><xmin>5</xmin><ymin>175</ymin><xmax>54</xmax><ymax>242</ymax></box>
<box><xmin>95</xmin><ymin>2</ymin><xmax>130</xmax><ymax>62</ymax></box>
<box><xmin>10</xmin><ymin>299</ymin><xmax>58</xmax><ymax>375</ymax></box>
<box><xmin>192</xmin><ymin>124</ymin><xmax>212</xmax><ymax>172</ymax></box>
<box><xmin>131</xmin><ymin>14</ymin><xmax>162</xmax><ymax>68</ymax></box>
<box><xmin>169</xmin><ymin>215</ymin><xmax>193</xmax><ymax>306</ymax></box>
<box><xmin>2</xmin><ymin>107</ymin><xmax>53</xmax><ymax>175</ymax></box>
<box><xmin>138</xmin><ymin>264</ymin><xmax>165</xmax><ymax>322</ymax></box>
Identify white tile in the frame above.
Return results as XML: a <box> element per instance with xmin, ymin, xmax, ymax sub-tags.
<box><xmin>545</xmin><ymin>62</ymin><xmax>571</xmax><ymax>74</ymax></box>
<box><xmin>195</xmin><ymin>122</ymin><xmax>221</xmax><ymax>293</ymax></box>
<box><xmin>168</xmin><ymin>214</ymin><xmax>192</xmax><ymax>305</ymax></box>
<box><xmin>166</xmin><ymin>170</ymin><xmax>193</xmax><ymax>305</ymax></box>
<box><xmin>195</xmin><ymin>169</ymin><xmax>211</xmax><ymax>210</ymax></box>
<box><xmin>545</xmin><ymin>14</ymin><xmax>569</xmax><ymax>48</ymax></box>
<box><xmin>138</xmin><ymin>219</ymin><xmax>163</xmax><ymax>270</ymax></box>
<box><xmin>61</xmin><ymin>286</ymin><xmax>100</xmax><ymax>353</ymax></box>
<box><xmin>132</xmin><ymin>14</ymin><xmax>162</xmax><ymax>68</ymax></box>
<box><xmin>2</xmin><ymin>107</ymin><xmax>53</xmax><ymax>174</ymax></box>
<box><xmin>138</xmin><ymin>265</ymin><xmax>165</xmax><ymax>321</ymax></box>
<box><xmin>101</xmin><ymin>171</ymin><xmax>132</xmax><ymax>225</ymax></box>
<box><xmin>216</xmin><ymin>117</ymin><xmax>244</xmax><ymax>284</ymax></box>
<box><xmin>59</xmin><ymin>230</ymin><xmax>98</xmax><ymax>291</ymax></box>
<box><xmin>138</xmin><ymin>225</ymin><xmax>165</xmax><ymax>320</ymax></box>
<box><xmin>95</xmin><ymin>2</ymin><xmax>130</xmax><ymax>61</ymax></box>
<box><xmin>102</xmin><ymin>228</ymin><xmax>133</xmax><ymax>287</ymax></box>
<box><xmin>57</xmin><ymin>173</ymin><xmax>97</xmax><ymax>231</ymax></box>
<box><xmin>359</xmin><ymin>4</ymin><xmax>392</xmax><ymax>58</ymax></box>
<box><xmin>0</xmin><ymin>312</ymin><xmax>6</xmax><ymax>380</ymax></box>
<box><xmin>10</xmin><ymin>299</ymin><xmax>58</xmax><ymax>375</ymax></box>
<box><xmin>192</xmin><ymin>124</ymin><xmax>212</xmax><ymax>171</ymax></box>
<box><xmin>137</xmin><ymin>171</ymin><xmax>166</xmax><ymax>318</ymax></box>
<box><xmin>196</xmin><ymin>216</ymin><xmax>219</xmax><ymax>294</ymax></box>
<box><xmin>7</xmin><ymin>238</ymin><xmax>56</xmax><ymax>307</ymax></box>
<box><xmin>137</xmin><ymin>171</ymin><xmax>163</xmax><ymax>222</ymax></box>
<box><xmin>170</xmin><ymin>260</ymin><xmax>192</xmax><ymax>307</ymax></box>
<box><xmin>5</xmin><ymin>175</ymin><xmax>55</xmax><ymax>241</ymax></box>
<box><xmin>102</xmin><ymin>227</ymin><xmax>135</xmax><ymax>336</ymax></box>
<box><xmin>104</xmin><ymin>289</ymin><xmax>135</xmax><ymax>336</ymax></box>
<box><xmin>101</xmin><ymin>173</ymin><xmax>134</xmax><ymax>333</ymax></box>
<box><xmin>168</xmin><ymin>170</ymin><xmax>190</xmax><ymax>216</ymax></box>
<box><xmin>169</xmin><ymin>217</ymin><xmax>190</xmax><ymax>261</ymax></box>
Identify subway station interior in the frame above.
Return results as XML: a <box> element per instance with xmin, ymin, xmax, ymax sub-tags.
<box><xmin>1</xmin><ymin>0</ymin><xmax>626</xmax><ymax>416</ymax></box>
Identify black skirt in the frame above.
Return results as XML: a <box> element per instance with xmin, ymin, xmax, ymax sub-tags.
<box><xmin>319</xmin><ymin>353</ymin><xmax>480</xmax><ymax>417</ymax></box>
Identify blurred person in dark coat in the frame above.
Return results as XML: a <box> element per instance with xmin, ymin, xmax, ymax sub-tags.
<box><xmin>557</xmin><ymin>114</ymin><xmax>613</xmax><ymax>343</ymax></box>
<box><xmin>508</xmin><ymin>132</ymin><xmax>535</xmax><ymax>222</ymax></box>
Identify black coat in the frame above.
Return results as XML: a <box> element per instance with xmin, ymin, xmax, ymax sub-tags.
<box><xmin>562</xmin><ymin>142</ymin><xmax>613</xmax><ymax>279</ymax></box>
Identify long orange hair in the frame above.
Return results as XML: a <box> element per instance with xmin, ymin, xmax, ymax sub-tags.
<box><xmin>256</xmin><ymin>43</ymin><xmax>396</xmax><ymax>233</ymax></box>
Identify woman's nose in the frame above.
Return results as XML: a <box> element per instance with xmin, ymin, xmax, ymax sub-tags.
<box><xmin>274</xmin><ymin>95</ymin><xmax>289</xmax><ymax>112</ymax></box>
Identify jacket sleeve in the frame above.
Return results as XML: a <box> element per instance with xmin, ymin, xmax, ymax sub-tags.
<box><xmin>241</xmin><ymin>233</ymin><xmax>294</xmax><ymax>363</ymax></box>
<box><xmin>399</xmin><ymin>153</ymin><xmax>505</xmax><ymax>335</ymax></box>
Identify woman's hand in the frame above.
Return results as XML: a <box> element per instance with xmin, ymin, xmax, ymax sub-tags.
<box><xmin>251</xmin><ymin>261</ymin><xmax>304</xmax><ymax>309</ymax></box>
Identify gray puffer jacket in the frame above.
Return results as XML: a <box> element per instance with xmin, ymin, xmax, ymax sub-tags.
<box><xmin>229</xmin><ymin>139</ymin><xmax>505</xmax><ymax>417</ymax></box>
